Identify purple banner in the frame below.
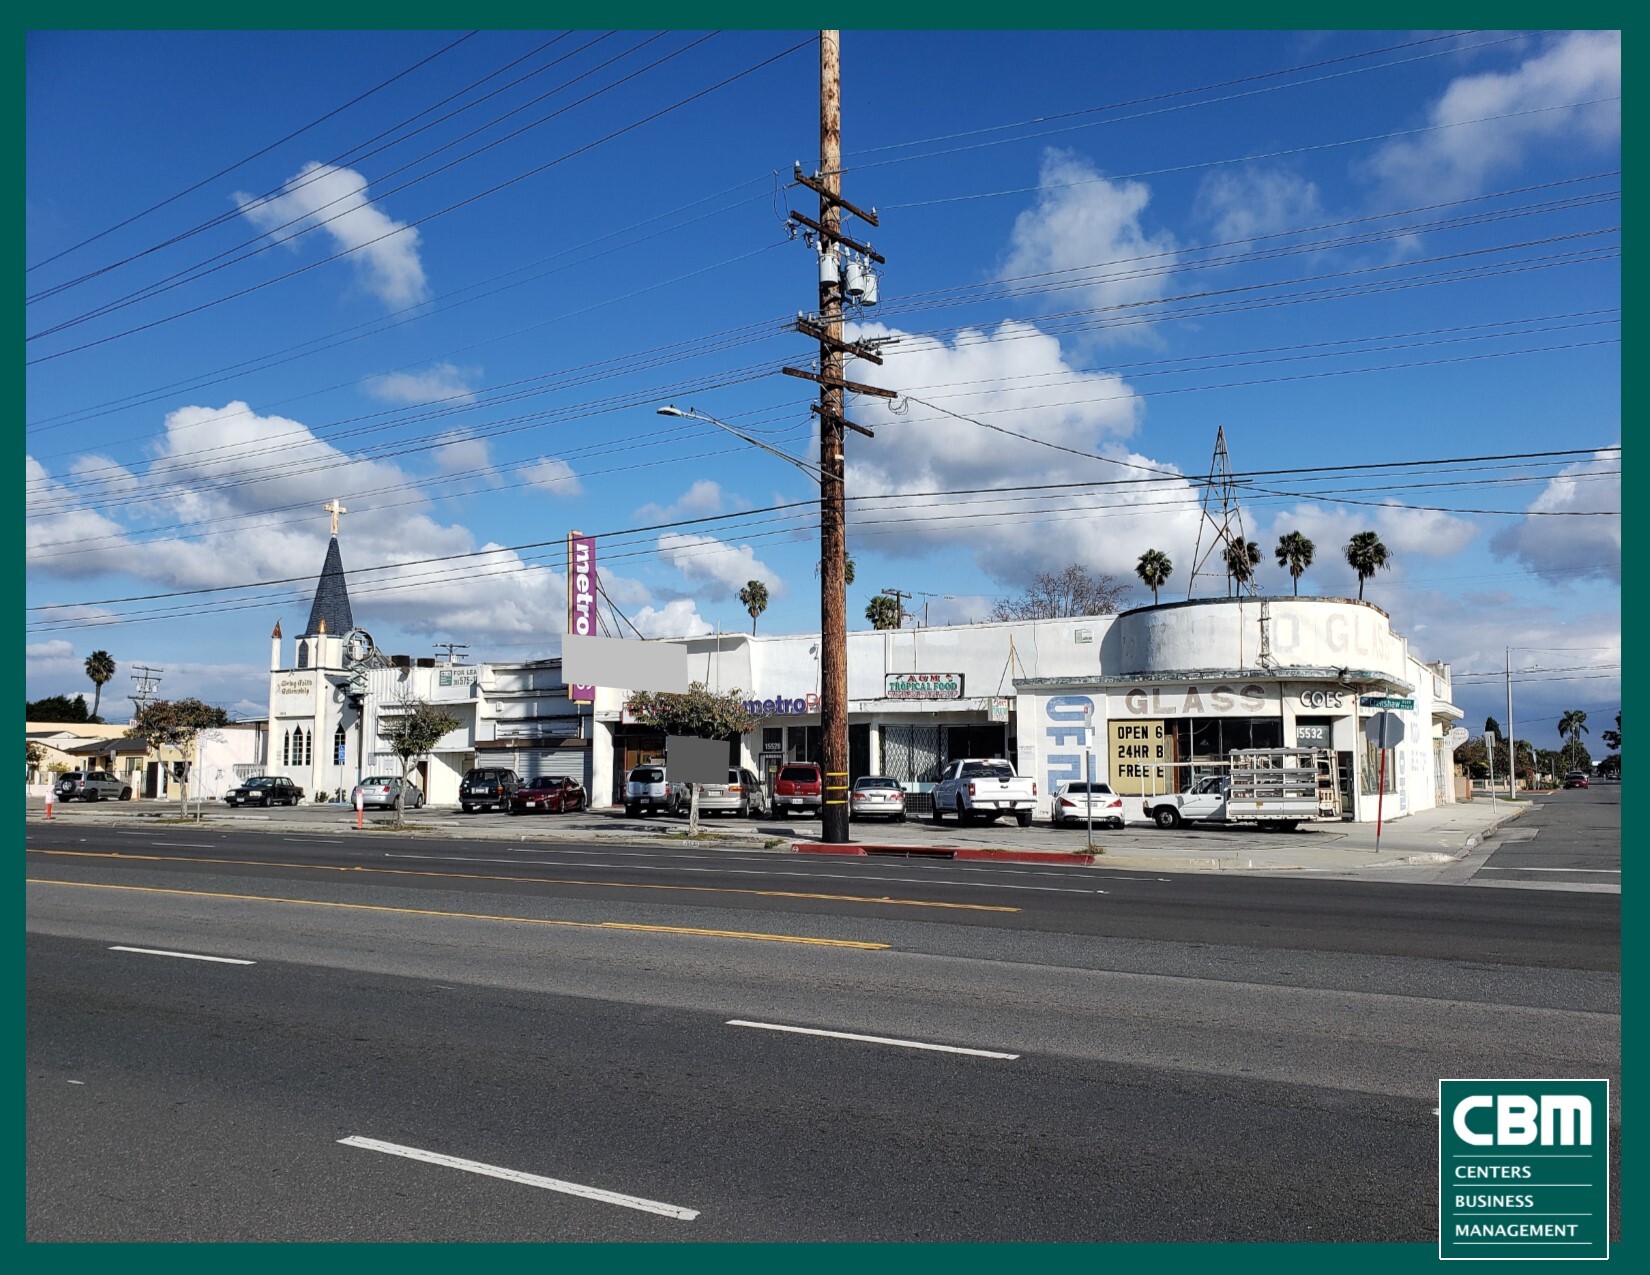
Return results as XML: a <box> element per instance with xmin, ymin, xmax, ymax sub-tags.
<box><xmin>567</xmin><ymin>531</ymin><xmax>596</xmax><ymax>703</ymax></box>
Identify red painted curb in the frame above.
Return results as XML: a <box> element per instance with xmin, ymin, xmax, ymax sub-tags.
<box><xmin>791</xmin><ymin>842</ymin><xmax>1096</xmax><ymax>865</ymax></box>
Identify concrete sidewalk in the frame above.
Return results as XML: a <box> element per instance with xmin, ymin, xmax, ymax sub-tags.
<box><xmin>26</xmin><ymin>795</ymin><xmax>1531</xmax><ymax>880</ymax></box>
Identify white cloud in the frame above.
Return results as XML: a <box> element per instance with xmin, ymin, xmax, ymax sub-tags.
<box><xmin>25</xmin><ymin>455</ymin><xmax>136</xmax><ymax>578</ymax></box>
<box><xmin>429</xmin><ymin>432</ymin><xmax>495</xmax><ymax>477</ymax></box>
<box><xmin>634</xmin><ymin>479</ymin><xmax>723</xmax><ymax>524</ymax></box>
<box><xmin>1194</xmin><ymin>166</ymin><xmax>1323</xmax><ymax>247</ymax></box>
<box><xmin>235</xmin><ymin>161</ymin><xmax>429</xmax><ymax>309</ymax></box>
<box><xmin>520</xmin><ymin>458</ymin><xmax>583</xmax><ymax>496</ymax></box>
<box><xmin>26</xmin><ymin>639</ymin><xmax>76</xmax><ymax>661</ymax></box>
<box><xmin>1001</xmin><ymin>149</ymin><xmax>1179</xmax><ymax>343</ymax></box>
<box><xmin>631</xmin><ymin>599</ymin><xmax>714</xmax><ymax>638</ymax></box>
<box><xmin>1254</xmin><ymin>502</ymin><xmax>1478</xmax><ymax>598</ymax></box>
<box><xmin>364</xmin><ymin>363</ymin><xmax>477</xmax><ymax>405</ymax></box>
<box><xmin>656</xmin><ymin>532</ymin><xmax>782</xmax><ymax>600</ymax></box>
<box><xmin>1365</xmin><ymin>31</ymin><xmax>1620</xmax><ymax>203</ymax></box>
<box><xmin>1489</xmin><ymin>451</ymin><xmax>1620</xmax><ymax>583</ymax></box>
<box><xmin>841</xmin><ymin>320</ymin><xmax>1204</xmax><ymax>588</ymax></box>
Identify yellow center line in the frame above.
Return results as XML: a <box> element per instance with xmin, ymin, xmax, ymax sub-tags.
<box><xmin>25</xmin><ymin>849</ymin><xmax>1018</xmax><ymax>913</ymax></box>
<box><xmin>25</xmin><ymin>879</ymin><xmax>890</xmax><ymax>949</ymax></box>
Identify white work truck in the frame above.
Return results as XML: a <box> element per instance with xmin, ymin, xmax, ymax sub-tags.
<box><xmin>1142</xmin><ymin>748</ymin><xmax>1341</xmax><ymax>831</ymax></box>
<box><xmin>930</xmin><ymin>758</ymin><xmax>1039</xmax><ymax>826</ymax></box>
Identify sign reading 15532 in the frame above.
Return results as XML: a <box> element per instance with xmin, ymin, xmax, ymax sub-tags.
<box><xmin>1439</xmin><ymin>1079</ymin><xmax>1610</xmax><ymax>1260</ymax></box>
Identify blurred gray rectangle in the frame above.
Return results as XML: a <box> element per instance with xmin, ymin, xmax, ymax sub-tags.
<box><xmin>667</xmin><ymin>735</ymin><xmax>727</xmax><ymax>786</ymax></box>
<box><xmin>562</xmin><ymin>634</ymin><xmax>688</xmax><ymax>693</ymax></box>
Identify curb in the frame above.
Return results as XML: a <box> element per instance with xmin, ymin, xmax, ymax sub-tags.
<box><xmin>793</xmin><ymin>842</ymin><xmax>1097</xmax><ymax>865</ymax></box>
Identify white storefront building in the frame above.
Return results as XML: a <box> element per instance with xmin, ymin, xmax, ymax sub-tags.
<box><xmin>265</xmin><ymin>531</ymin><xmax>1460</xmax><ymax>821</ymax></box>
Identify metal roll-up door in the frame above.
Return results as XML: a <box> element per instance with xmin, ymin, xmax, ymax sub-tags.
<box><xmin>514</xmin><ymin>748</ymin><xmax>587</xmax><ymax>784</ymax></box>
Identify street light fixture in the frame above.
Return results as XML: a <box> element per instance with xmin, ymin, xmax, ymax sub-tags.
<box><xmin>656</xmin><ymin>405</ymin><xmax>839</xmax><ymax>484</ymax></box>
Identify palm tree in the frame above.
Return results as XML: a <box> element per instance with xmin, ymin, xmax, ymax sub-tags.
<box><xmin>1222</xmin><ymin>538</ymin><xmax>1261</xmax><ymax>595</ymax></box>
<box><xmin>1135</xmin><ymin>549</ymin><xmax>1172</xmax><ymax>605</ymax></box>
<box><xmin>865</xmin><ymin>595</ymin><xmax>902</xmax><ymax>630</ymax></box>
<box><xmin>737</xmin><ymin>580</ymin><xmax>769</xmax><ymax>634</ymax></box>
<box><xmin>84</xmin><ymin>650</ymin><xmax>116</xmax><ymax>721</ymax></box>
<box><xmin>1558</xmin><ymin>709</ymin><xmax>1590</xmax><ymax>772</ymax></box>
<box><xmin>1274</xmin><ymin>531</ymin><xmax>1315</xmax><ymax>596</ymax></box>
<box><xmin>1344</xmin><ymin>531</ymin><xmax>1391</xmax><ymax>600</ymax></box>
<box><xmin>814</xmin><ymin>553</ymin><xmax>856</xmax><ymax>586</ymax></box>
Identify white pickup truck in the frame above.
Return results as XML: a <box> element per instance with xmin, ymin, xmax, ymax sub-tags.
<box><xmin>1143</xmin><ymin>748</ymin><xmax>1341</xmax><ymax>832</ymax></box>
<box><xmin>930</xmin><ymin>758</ymin><xmax>1038</xmax><ymax>827</ymax></box>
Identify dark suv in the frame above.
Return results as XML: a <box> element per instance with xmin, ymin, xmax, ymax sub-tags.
<box><xmin>460</xmin><ymin>767</ymin><xmax>521</xmax><ymax>813</ymax></box>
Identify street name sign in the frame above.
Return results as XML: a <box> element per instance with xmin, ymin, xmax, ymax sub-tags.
<box><xmin>1360</xmin><ymin>695</ymin><xmax>1416</xmax><ymax>710</ymax></box>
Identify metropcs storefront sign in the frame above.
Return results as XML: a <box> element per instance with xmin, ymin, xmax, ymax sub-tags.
<box><xmin>884</xmin><ymin>672</ymin><xmax>963</xmax><ymax>700</ymax></box>
<box><xmin>741</xmin><ymin>693</ymin><xmax>821</xmax><ymax>717</ymax></box>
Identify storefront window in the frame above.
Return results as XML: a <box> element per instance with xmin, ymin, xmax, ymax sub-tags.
<box><xmin>882</xmin><ymin>724</ymin><xmax>943</xmax><ymax>784</ymax></box>
<box><xmin>787</xmin><ymin>725</ymin><xmax>822</xmax><ymax>764</ymax></box>
<box><xmin>1361</xmin><ymin>736</ymin><xmax>1397</xmax><ymax>795</ymax></box>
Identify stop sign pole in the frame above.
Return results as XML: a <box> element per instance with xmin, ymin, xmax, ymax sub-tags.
<box><xmin>1363</xmin><ymin>711</ymin><xmax>1407</xmax><ymax>850</ymax></box>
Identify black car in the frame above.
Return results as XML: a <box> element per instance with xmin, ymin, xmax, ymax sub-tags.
<box><xmin>460</xmin><ymin>767</ymin><xmax>521</xmax><ymax>813</ymax></box>
<box><xmin>225</xmin><ymin>775</ymin><xmax>304</xmax><ymax>807</ymax></box>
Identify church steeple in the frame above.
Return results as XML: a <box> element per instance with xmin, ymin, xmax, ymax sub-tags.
<box><xmin>304</xmin><ymin>502</ymin><xmax>355</xmax><ymax>638</ymax></box>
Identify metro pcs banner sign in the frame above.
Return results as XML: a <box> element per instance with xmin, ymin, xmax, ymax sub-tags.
<box><xmin>567</xmin><ymin>531</ymin><xmax>596</xmax><ymax>703</ymax></box>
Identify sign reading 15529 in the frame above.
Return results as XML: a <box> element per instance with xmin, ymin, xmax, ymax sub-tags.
<box><xmin>1439</xmin><ymin>1079</ymin><xmax>1610</xmax><ymax>1260</ymax></box>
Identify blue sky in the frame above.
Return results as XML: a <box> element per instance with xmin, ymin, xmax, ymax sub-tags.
<box><xmin>25</xmin><ymin>28</ymin><xmax>1620</xmax><ymax>753</ymax></box>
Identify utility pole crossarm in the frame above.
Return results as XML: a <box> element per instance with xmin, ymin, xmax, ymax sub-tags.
<box><xmin>787</xmin><ymin>209</ymin><xmax>885</xmax><ymax>264</ymax></box>
<box><xmin>782</xmin><ymin>365</ymin><xmax>897</xmax><ymax>398</ymax></box>
<box><xmin>794</xmin><ymin>316</ymin><xmax>883</xmax><ymax>364</ymax></box>
<box><xmin>793</xmin><ymin>164</ymin><xmax>879</xmax><ymax>226</ymax></box>
<box><xmin>809</xmin><ymin>403</ymin><xmax>875</xmax><ymax>438</ymax></box>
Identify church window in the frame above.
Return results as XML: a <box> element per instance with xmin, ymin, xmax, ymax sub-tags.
<box><xmin>282</xmin><ymin>730</ymin><xmax>291</xmax><ymax>766</ymax></box>
<box><xmin>334</xmin><ymin>726</ymin><xmax>347</xmax><ymax>765</ymax></box>
<box><xmin>297</xmin><ymin>642</ymin><xmax>309</xmax><ymax>669</ymax></box>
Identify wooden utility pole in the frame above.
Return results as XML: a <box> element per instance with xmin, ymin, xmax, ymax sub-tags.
<box><xmin>784</xmin><ymin>31</ymin><xmax>890</xmax><ymax>844</ymax></box>
<box><xmin>817</xmin><ymin>30</ymin><xmax>850</xmax><ymax>843</ymax></box>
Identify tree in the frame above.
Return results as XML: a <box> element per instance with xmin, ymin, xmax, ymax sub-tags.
<box><xmin>27</xmin><ymin>741</ymin><xmax>45</xmax><ymax>781</ymax></box>
<box><xmin>1601</xmin><ymin>711</ymin><xmax>1621</xmax><ymax>753</ymax></box>
<box><xmin>26</xmin><ymin>694</ymin><xmax>91</xmax><ymax>724</ymax></box>
<box><xmin>990</xmin><ymin>563</ymin><xmax>1126</xmax><ymax>621</ymax></box>
<box><xmin>1222</xmin><ymin>538</ymin><xmax>1261</xmax><ymax>594</ymax></box>
<box><xmin>1274</xmin><ymin>532</ymin><xmax>1315</xmax><ymax>596</ymax></box>
<box><xmin>738</xmin><ymin>580</ymin><xmax>769</xmax><ymax>634</ymax></box>
<box><xmin>1558</xmin><ymin>709</ymin><xmax>1590</xmax><ymax>772</ymax></box>
<box><xmin>1485</xmin><ymin>717</ymin><xmax>1503</xmax><ymax>738</ymax></box>
<box><xmin>625</xmin><ymin>682</ymin><xmax>757</xmax><ymax>833</ymax></box>
<box><xmin>84</xmin><ymin>650</ymin><xmax>116</xmax><ymax>722</ymax></box>
<box><xmin>127</xmin><ymin>697</ymin><xmax>230</xmax><ymax>814</ymax></box>
<box><xmin>815</xmin><ymin>553</ymin><xmax>856</xmax><ymax>587</ymax></box>
<box><xmin>1135</xmin><ymin>549</ymin><xmax>1172</xmax><ymax>605</ymax></box>
<box><xmin>1344</xmin><ymin>531</ymin><xmax>1391</xmax><ymax>600</ymax></box>
<box><xmin>381</xmin><ymin>701</ymin><xmax>460</xmax><ymax>827</ymax></box>
<box><xmin>865</xmin><ymin>595</ymin><xmax>902</xmax><ymax>630</ymax></box>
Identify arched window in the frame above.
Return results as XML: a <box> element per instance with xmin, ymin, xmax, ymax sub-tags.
<box><xmin>297</xmin><ymin>642</ymin><xmax>309</xmax><ymax>669</ymax></box>
<box><xmin>282</xmin><ymin>730</ymin><xmax>291</xmax><ymax>766</ymax></box>
<box><xmin>334</xmin><ymin>725</ymin><xmax>347</xmax><ymax>765</ymax></box>
<box><xmin>293</xmin><ymin>727</ymin><xmax>306</xmax><ymax>767</ymax></box>
<box><xmin>304</xmin><ymin>728</ymin><xmax>313</xmax><ymax>766</ymax></box>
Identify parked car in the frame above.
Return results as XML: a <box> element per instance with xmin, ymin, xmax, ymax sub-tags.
<box><xmin>931</xmin><ymin>758</ymin><xmax>1038</xmax><ymax>826</ymax></box>
<box><xmin>53</xmin><ymin>770</ymin><xmax>131</xmax><ymax>802</ymax></box>
<box><xmin>459</xmin><ymin>767</ymin><xmax>520</xmax><ymax>813</ymax></box>
<box><xmin>1050</xmin><ymin>780</ymin><xmax>1125</xmax><ymax>829</ymax></box>
<box><xmin>696</xmin><ymin>767</ymin><xmax>768</xmax><ymax>818</ymax></box>
<box><xmin>849</xmin><ymin>775</ymin><xmax>907</xmax><ymax>822</ymax></box>
<box><xmin>350</xmin><ymin>775</ymin><xmax>423</xmax><ymax>810</ymax></box>
<box><xmin>773</xmin><ymin>762</ymin><xmax>825</xmax><ymax>817</ymax></box>
<box><xmin>1563</xmin><ymin>771</ymin><xmax>1591</xmax><ymax>789</ymax></box>
<box><xmin>224</xmin><ymin>775</ymin><xmax>304</xmax><ymax>807</ymax></box>
<box><xmin>511</xmin><ymin>776</ymin><xmax>586</xmax><ymax>814</ymax></box>
<box><xmin>624</xmin><ymin>765</ymin><xmax>683</xmax><ymax>817</ymax></box>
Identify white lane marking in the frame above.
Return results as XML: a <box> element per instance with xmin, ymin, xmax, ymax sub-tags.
<box><xmin>379</xmin><ymin>852</ymin><xmax>1110</xmax><ymax>894</ymax></box>
<box><xmin>727</xmin><ymin>1019</ymin><xmax>1019</xmax><ymax>1060</ymax></box>
<box><xmin>337</xmin><ymin>1136</ymin><xmax>698</xmax><ymax>1220</ymax></box>
<box><xmin>109</xmin><ymin>946</ymin><xmax>255</xmax><ymax>965</ymax></box>
<box><xmin>284</xmin><ymin>837</ymin><xmax>345</xmax><ymax>844</ymax></box>
<box><xmin>68</xmin><ymin>1080</ymin><xmax>85</xmax><ymax>1085</ymax></box>
<box><xmin>1478</xmin><ymin>866</ymin><xmax>1620</xmax><ymax>874</ymax></box>
<box><xmin>150</xmin><ymin>841</ymin><xmax>216</xmax><ymax>848</ymax></box>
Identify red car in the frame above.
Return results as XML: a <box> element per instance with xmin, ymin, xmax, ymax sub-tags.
<box><xmin>773</xmin><ymin>762</ymin><xmax>824</xmax><ymax>817</ymax></box>
<box><xmin>509</xmin><ymin>776</ymin><xmax>587</xmax><ymax>814</ymax></box>
<box><xmin>1563</xmin><ymin>771</ymin><xmax>1590</xmax><ymax>789</ymax></box>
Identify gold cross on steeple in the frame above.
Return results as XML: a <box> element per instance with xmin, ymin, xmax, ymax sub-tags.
<box><xmin>323</xmin><ymin>498</ymin><xmax>347</xmax><ymax>536</ymax></box>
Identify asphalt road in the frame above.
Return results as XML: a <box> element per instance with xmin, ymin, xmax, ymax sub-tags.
<box><xmin>26</xmin><ymin>819</ymin><xmax>1620</xmax><ymax>1241</ymax></box>
<box><xmin>1470</xmin><ymin>785</ymin><xmax>1623</xmax><ymax>887</ymax></box>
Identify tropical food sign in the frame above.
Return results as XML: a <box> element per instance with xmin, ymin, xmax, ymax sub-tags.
<box><xmin>883</xmin><ymin>672</ymin><xmax>964</xmax><ymax>701</ymax></box>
